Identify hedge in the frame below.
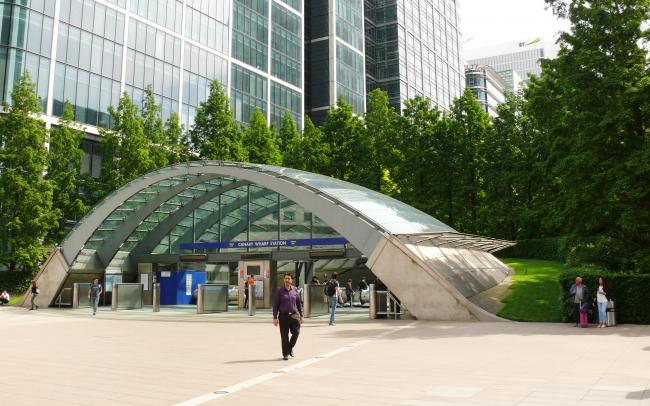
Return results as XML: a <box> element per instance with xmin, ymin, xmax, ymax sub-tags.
<box><xmin>0</xmin><ymin>270</ymin><xmax>37</xmax><ymax>294</ymax></box>
<box><xmin>559</xmin><ymin>268</ymin><xmax>650</xmax><ymax>324</ymax></box>
<box><xmin>498</xmin><ymin>237</ymin><xmax>570</xmax><ymax>262</ymax></box>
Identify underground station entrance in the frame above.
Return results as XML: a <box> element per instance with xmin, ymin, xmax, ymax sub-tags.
<box><xmin>36</xmin><ymin>162</ymin><xmax>513</xmax><ymax>321</ymax></box>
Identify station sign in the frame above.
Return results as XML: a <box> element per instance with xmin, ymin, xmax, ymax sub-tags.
<box><xmin>180</xmin><ymin>237</ymin><xmax>349</xmax><ymax>250</ymax></box>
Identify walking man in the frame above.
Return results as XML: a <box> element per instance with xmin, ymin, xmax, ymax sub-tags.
<box><xmin>272</xmin><ymin>273</ymin><xmax>303</xmax><ymax>360</ymax></box>
<box><xmin>326</xmin><ymin>272</ymin><xmax>340</xmax><ymax>326</ymax></box>
<box><xmin>88</xmin><ymin>278</ymin><xmax>103</xmax><ymax>316</ymax></box>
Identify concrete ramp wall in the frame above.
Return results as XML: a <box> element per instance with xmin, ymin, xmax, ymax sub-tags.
<box><xmin>20</xmin><ymin>248</ymin><xmax>69</xmax><ymax>308</ymax></box>
<box><xmin>403</xmin><ymin>242</ymin><xmax>509</xmax><ymax>298</ymax></box>
<box><xmin>366</xmin><ymin>235</ymin><xmax>505</xmax><ymax>321</ymax></box>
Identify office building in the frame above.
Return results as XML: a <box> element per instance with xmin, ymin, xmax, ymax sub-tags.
<box><xmin>464</xmin><ymin>64</ymin><xmax>507</xmax><ymax>117</ymax></box>
<box><xmin>467</xmin><ymin>45</ymin><xmax>546</xmax><ymax>86</ymax></box>
<box><xmin>0</xmin><ymin>0</ymin><xmax>304</xmax><ymax>175</ymax></box>
<box><xmin>365</xmin><ymin>0</ymin><xmax>464</xmax><ymax>113</ymax></box>
<box><xmin>305</xmin><ymin>0</ymin><xmax>366</xmax><ymax>124</ymax></box>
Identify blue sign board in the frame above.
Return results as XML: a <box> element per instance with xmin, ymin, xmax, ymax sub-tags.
<box><xmin>180</xmin><ymin>237</ymin><xmax>349</xmax><ymax>251</ymax></box>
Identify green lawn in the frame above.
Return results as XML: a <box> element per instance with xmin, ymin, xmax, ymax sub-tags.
<box><xmin>497</xmin><ymin>259</ymin><xmax>565</xmax><ymax>322</ymax></box>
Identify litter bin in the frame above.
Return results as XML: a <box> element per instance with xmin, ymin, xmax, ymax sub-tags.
<box><xmin>606</xmin><ymin>300</ymin><xmax>616</xmax><ymax>327</ymax></box>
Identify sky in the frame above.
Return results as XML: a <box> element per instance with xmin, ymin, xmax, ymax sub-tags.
<box><xmin>460</xmin><ymin>0</ymin><xmax>571</xmax><ymax>60</ymax></box>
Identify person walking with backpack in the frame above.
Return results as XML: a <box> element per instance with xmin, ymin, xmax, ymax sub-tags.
<box><xmin>272</xmin><ymin>273</ymin><xmax>303</xmax><ymax>360</ymax></box>
<box><xmin>326</xmin><ymin>273</ymin><xmax>340</xmax><ymax>326</ymax></box>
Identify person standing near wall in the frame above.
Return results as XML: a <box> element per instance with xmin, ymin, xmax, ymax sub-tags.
<box><xmin>29</xmin><ymin>280</ymin><xmax>39</xmax><ymax>310</ymax></box>
<box><xmin>595</xmin><ymin>277</ymin><xmax>610</xmax><ymax>328</ymax></box>
<box><xmin>88</xmin><ymin>278</ymin><xmax>103</xmax><ymax>316</ymax></box>
<box><xmin>272</xmin><ymin>273</ymin><xmax>303</xmax><ymax>360</ymax></box>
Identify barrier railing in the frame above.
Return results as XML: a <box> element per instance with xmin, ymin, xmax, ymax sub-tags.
<box><xmin>370</xmin><ymin>284</ymin><xmax>406</xmax><ymax>320</ymax></box>
<box><xmin>55</xmin><ymin>288</ymin><xmax>72</xmax><ymax>308</ymax></box>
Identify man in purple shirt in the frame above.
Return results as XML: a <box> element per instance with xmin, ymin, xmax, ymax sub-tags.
<box><xmin>272</xmin><ymin>273</ymin><xmax>304</xmax><ymax>360</ymax></box>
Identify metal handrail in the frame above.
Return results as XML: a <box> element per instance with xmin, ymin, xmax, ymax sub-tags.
<box><xmin>55</xmin><ymin>288</ymin><xmax>72</xmax><ymax>308</ymax></box>
<box><xmin>375</xmin><ymin>290</ymin><xmax>406</xmax><ymax>320</ymax></box>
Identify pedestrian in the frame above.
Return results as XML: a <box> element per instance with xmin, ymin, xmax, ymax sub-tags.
<box><xmin>244</xmin><ymin>275</ymin><xmax>254</xmax><ymax>308</ymax></box>
<box><xmin>595</xmin><ymin>277</ymin><xmax>610</xmax><ymax>328</ymax></box>
<box><xmin>357</xmin><ymin>277</ymin><xmax>368</xmax><ymax>291</ymax></box>
<box><xmin>29</xmin><ymin>280</ymin><xmax>39</xmax><ymax>310</ymax></box>
<box><xmin>345</xmin><ymin>278</ymin><xmax>354</xmax><ymax>307</ymax></box>
<box><xmin>310</xmin><ymin>276</ymin><xmax>320</xmax><ymax>285</ymax></box>
<box><xmin>0</xmin><ymin>290</ymin><xmax>9</xmax><ymax>305</ymax></box>
<box><xmin>88</xmin><ymin>278</ymin><xmax>103</xmax><ymax>316</ymax></box>
<box><xmin>326</xmin><ymin>272</ymin><xmax>340</xmax><ymax>326</ymax></box>
<box><xmin>272</xmin><ymin>273</ymin><xmax>303</xmax><ymax>361</ymax></box>
<box><xmin>569</xmin><ymin>277</ymin><xmax>590</xmax><ymax>327</ymax></box>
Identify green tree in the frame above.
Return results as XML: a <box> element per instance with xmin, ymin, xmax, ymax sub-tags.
<box><xmin>243</xmin><ymin>108</ymin><xmax>281</xmax><ymax>164</ymax></box>
<box><xmin>365</xmin><ymin>89</ymin><xmax>401</xmax><ymax>195</ymax></box>
<box><xmin>0</xmin><ymin>73</ymin><xmax>57</xmax><ymax>270</ymax></box>
<box><xmin>527</xmin><ymin>0</ymin><xmax>650</xmax><ymax>270</ymax></box>
<box><xmin>300</xmin><ymin>116</ymin><xmax>329</xmax><ymax>173</ymax></box>
<box><xmin>448</xmin><ymin>89</ymin><xmax>492</xmax><ymax>234</ymax></box>
<box><xmin>320</xmin><ymin>98</ymin><xmax>366</xmax><ymax>182</ymax></box>
<box><xmin>141</xmin><ymin>86</ymin><xmax>169</xmax><ymax>169</ymax></box>
<box><xmin>165</xmin><ymin>112</ymin><xmax>190</xmax><ymax>164</ymax></box>
<box><xmin>46</xmin><ymin>102</ymin><xmax>88</xmax><ymax>240</ymax></box>
<box><xmin>190</xmin><ymin>80</ymin><xmax>244</xmax><ymax>161</ymax></box>
<box><xmin>100</xmin><ymin>92</ymin><xmax>154</xmax><ymax>192</ymax></box>
<box><xmin>395</xmin><ymin>96</ymin><xmax>450</xmax><ymax>220</ymax></box>
<box><xmin>481</xmin><ymin>92</ymin><xmax>541</xmax><ymax>240</ymax></box>
<box><xmin>278</xmin><ymin>111</ymin><xmax>302</xmax><ymax>169</ymax></box>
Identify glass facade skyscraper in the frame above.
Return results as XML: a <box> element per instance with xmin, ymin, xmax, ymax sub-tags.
<box><xmin>305</xmin><ymin>0</ymin><xmax>365</xmax><ymax>125</ymax></box>
<box><xmin>0</xmin><ymin>0</ymin><xmax>303</xmax><ymax>173</ymax></box>
<box><xmin>365</xmin><ymin>0</ymin><xmax>463</xmax><ymax>113</ymax></box>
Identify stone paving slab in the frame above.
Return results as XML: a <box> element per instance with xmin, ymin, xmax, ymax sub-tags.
<box><xmin>1</xmin><ymin>306</ymin><xmax>649</xmax><ymax>406</ymax></box>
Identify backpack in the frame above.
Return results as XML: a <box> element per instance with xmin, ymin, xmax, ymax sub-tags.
<box><xmin>326</xmin><ymin>280</ymin><xmax>337</xmax><ymax>296</ymax></box>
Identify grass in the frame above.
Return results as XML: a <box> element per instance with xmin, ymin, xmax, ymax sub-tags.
<box><xmin>497</xmin><ymin>259</ymin><xmax>565</xmax><ymax>322</ymax></box>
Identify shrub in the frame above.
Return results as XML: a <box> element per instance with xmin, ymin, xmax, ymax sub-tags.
<box><xmin>559</xmin><ymin>268</ymin><xmax>650</xmax><ymax>324</ymax></box>
<box><xmin>0</xmin><ymin>270</ymin><xmax>37</xmax><ymax>294</ymax></box>
<box><xmin>498</xmin><ymin>237</ymin><xmax>570</xmax><ymax>262</ymax></box>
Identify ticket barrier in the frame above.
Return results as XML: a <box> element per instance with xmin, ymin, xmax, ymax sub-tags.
<box><xmin>72</xmin><ymin>283</ymin><xmax>92</xmax><ymax>309</ymax></box>
<box><xmin>303</xmin><ymin>284</ymin><xmax>329</xmax><ymax>318</ymax></box>
<box><xmin>111</xmin><ymin>283</ymin><xmax>144</xmax><ymax>310</ymax></box>
<box><xmin>196</xmin><ymin>283</ymin><xmax>229</xmax><ymax>314</ymax></box>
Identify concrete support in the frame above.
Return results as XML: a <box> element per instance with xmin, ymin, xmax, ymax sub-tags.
<box><xmin>366</xmin><ymin>235</ymin><xmax>504</xmax><ymax>321</ymax></box>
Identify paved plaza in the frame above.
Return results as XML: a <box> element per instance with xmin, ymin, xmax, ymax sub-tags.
<box><xmin>1</xmin><ymin>306</ymin><xmax>649</xmax><ymax>406</ymax></box>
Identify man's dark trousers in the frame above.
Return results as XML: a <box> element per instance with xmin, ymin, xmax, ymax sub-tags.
<box><xmin>573</xmin><ymin>303</ymin><xmax>581</xmax><ymax>324</ymax></box>
<box><xmin>279</xmin><ymin>312</ymin><xmax>300</xmax><ymax>357</ymax></box>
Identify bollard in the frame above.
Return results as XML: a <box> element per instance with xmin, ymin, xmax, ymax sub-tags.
<box><xmin>111</xmin><ymin>283</ymin><xmax>118</xmax><ymax>311</ymax></box>
<box><xmin>369</xmin><ymin>283</ymin><xmax>376</xmax><ymax>319</ymax></box>
<box><xmin>197</xmin><ymin>284</ymin><xmax>203</xmax><ymax>314</ymax></box>
<box><xmin>152</xmin><ymin>283</ymin><xmax>160</xmax><ymax>312</ymax></box>
<box><xmin>72</xmin><ymin>283</ymin><xmax>79</xmax><ymax>309</ymax></box>
<box><xmin>303</xmin><ymin>284</ymin><xmax>311</xmax><ymax>318</ymax></box>
<box><xmin>248</xmin><ymin>283</ymin><xmax>256</xmax><ymax>316</ymax></box>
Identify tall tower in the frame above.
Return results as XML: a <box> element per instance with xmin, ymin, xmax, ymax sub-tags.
<box><xmin>305</xmin><ymin>0</ymin><xmax>366</xmax><ymax>125</ymax></box>
<box><xmin>365</xmin><ymin>0</ymin><xmax>464</xmax><ymax>112</ymax></box>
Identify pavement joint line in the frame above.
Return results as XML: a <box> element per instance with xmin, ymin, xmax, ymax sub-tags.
<box><xmin>173</xmin><ymin>321</ymin><xmax>418</xmax><ymax>406</ymax></box>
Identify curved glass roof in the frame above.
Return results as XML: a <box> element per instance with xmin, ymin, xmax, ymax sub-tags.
<box><xmin>254</xmin><ymin>164</ymin><xmax>457</xmax><ymax>234</ymax></box>
<box><xmin>67</xmin><ymin>161</ymin><xmax>466</xmax><ymax>269</ymax></box>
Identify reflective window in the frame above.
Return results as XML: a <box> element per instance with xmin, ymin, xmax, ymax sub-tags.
<box><xmin>232</xmin><ymin>0</ymin><xmax>269</xmax><ymax>71</ymax></box>
<box><xmin>231</xmin><ymin>64</ymin><xmax>267</xmax><ymax>123</ymax></box>
<box><xmin>271</xmin><ymin>81</ymin><xmax>301</xmax><ymax>129</ymax></box>
<box><xmin>271</xmin><ymin>2</ymin><xmax>301</xmax><ymax>86</ymax></box>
